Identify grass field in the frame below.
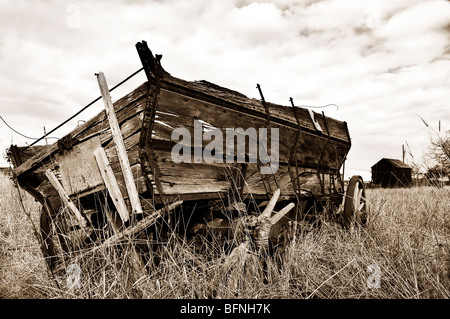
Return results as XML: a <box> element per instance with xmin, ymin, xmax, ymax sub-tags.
<box><xmin>0</xmin><ymin>171</ymin><xmax>448</xmax><ymax>299</ymax></box>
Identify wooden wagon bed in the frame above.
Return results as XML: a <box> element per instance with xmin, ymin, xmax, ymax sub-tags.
<box><xmin>7</xmin><ymin>41</ymin><xmax>368</xmax><ymax>274</ymax></box>
<box><xmin>10</xmin><ymin>41</ymin><xmax>350</xmax><ymax>215</ymax></box>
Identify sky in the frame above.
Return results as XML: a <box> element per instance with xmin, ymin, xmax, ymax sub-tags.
<box><xmin>0</xmin><ymin>0</ymin><xmax>449</xmax><ymax>180</ymax></box>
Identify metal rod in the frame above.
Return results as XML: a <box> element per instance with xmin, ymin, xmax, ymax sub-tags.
<box><xmin>255</xmin><ymin>83</ymin><xmax>275</xmax><ymax>197</ymax></box>
<box><xmin>256</xmin><ymin>83</ymin><xmax>270</xmax><ymax>126</ymax></box>
<box><xmin>288</xmin><ymin>97</ymin><xmax>303</xmax><ymax>201</ymax></box>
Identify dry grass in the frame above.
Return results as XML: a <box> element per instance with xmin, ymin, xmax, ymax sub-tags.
<box><xmin>0</xmin><ymin>171</ymin><xmax>448</xmax><ymax>299</ymax></box>
<box><xmin>0</xmin><ymin>171</ymin><xmax>49</xmax><ymax>298</ymax></box>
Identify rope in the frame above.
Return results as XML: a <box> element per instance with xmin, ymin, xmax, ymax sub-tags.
<box><xmin>23</xmin><ymin>67</ymin><xmax>144</xmax><ymax>151</ymax></box>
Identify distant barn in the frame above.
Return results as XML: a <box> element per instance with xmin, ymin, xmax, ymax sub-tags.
<box><xmin>371</xmin><ymin>158</ymin><xmax>412</xmax><ymax>188</ymax></box>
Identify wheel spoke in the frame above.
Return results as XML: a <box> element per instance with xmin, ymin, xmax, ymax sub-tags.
<box><xmin>359</xmin><ymin>201</ymin><xmax>365</xmax><ymax>211</ymax></box>
<box><xmin>343</xmin><ymin>176</ymin><xmax>368</xmax><ymax>228</ymax></box>
<box><xmin>357</xmin><ymin>188</ymin><xmax>363</xmax><ymax>202</ymax></box>
<box><xmin>353</xmin><ymin>187</ymin><xmax>359</xmax><ymax>209</ymax></box>
<box><xmin>356</xmin><ymin>210</ymin><xmax>365</xmax><ymax>223</ymax></box>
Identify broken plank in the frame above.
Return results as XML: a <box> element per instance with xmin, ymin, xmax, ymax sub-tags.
<box><xmin>307</xmin><ymin>109</ymin><xmax>323</xmax><ymax>132</ymax></box>
<box><xmin>88</xmin><ymin>200</ymin><xmax>183</xmax><ymax>254</ymax></box>
<box><xmin>45</xmin><ymin>169</ymin><xmax>87</xmax><ymax>228</ymax></box>
<box><xmin>97</xmin><ymin>71</ymin><xmax>143</xmax><ymax>215</ymax></box>
<box><xmin>14</xmin><ymin>83</ymin><xmax>149</xmax><ymax>177</ymax></box>
<box><xmin>93</xmin><ymin>147</ymin><xmax>130</xmax><ymax>223</ymax></box>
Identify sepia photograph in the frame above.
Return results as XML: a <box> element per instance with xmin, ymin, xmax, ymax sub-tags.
<box><xmin>0</xmin><ymin>0</ymin><xmax>448</xmax><ymax>309</ymax></box>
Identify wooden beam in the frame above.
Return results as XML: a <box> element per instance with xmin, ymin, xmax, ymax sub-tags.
<box><xmin>258</xmin><ymin>188</ymin><xmax>280</xmax><ymax>221</ymax></box>
<box><xmin>93</xmin><ymin>147</ymin><xmax>130</xmax><ymax>223</ymax></box>
<box><xmin>45</xmin><ymin>169</ymin><xmax>87</xmax><ymax>228</ymax></box>
<box><xmin>90</xmin><ymin>164</ymin><xmax>150</xmax><ymax>284</ymax></box>
<box><xmin>12</xmin><ymin>83</ymin><xmax>149</xmax><ymax>177</ymax></box>
<box><xmin>89</xmin><ymin>200</ymin><xmax>183</xmax><ymax>254</ymax></box>
<box><xmin>96</xmin><ymin>72</ymin><xmax>143</xmax><ymax>215</ymax></box>
<box><xmin>269</xmin><ymin>202</ymin><xmax>295</xmax><ymax>225</ymax></box>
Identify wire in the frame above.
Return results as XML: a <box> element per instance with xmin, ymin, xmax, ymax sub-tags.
<box><xmin>23</xmin><ymin>67</ymin><xmax>144</xmax><ymax>150</ymax></box>
<box><xmin>296</xmin><ymin>103</ymin><xmax>339</xmax><ymax>110</ymax></box>
<box><xmin>0</xmin><ymin>115</ymin><xmax>58</xmax><ymax>140</ymax></box>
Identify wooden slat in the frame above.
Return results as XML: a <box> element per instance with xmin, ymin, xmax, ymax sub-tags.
<box><xmin>93</xmin><ymin>147</ymin><xmax>130</xmax><ymax>223</ymax></box>
<box><xmin>158</xmin><ymin>75</ymin><xmax>349</xmax><ymax>142</ymax></box>
<box><xmin>89</xmin><ymin>200</ymin><xmax>183</xmax><ymax>254</ymax></box>
<box><xmin>45</xmin><ymin>169</ymin><xmax>87</xmax><ymax>228</ymax></box>
<box><xmin>97</xmin><ymin>72</ymin><xmax>143</xmax><ymax>215</ymax></box>
<box><xmin>152</xmin><ymin>88</ymin><xmax>349</xmax><ymax>169</ymax></box>
<box><xmin>154</xmin><ymin>159</ymin><xmax>337</xmax><ymax>197</ymax></box>
<box><xmin>258</xmin><ymin>189</ymin><xmax>280</xmax><ymax>221</ymax></box>
<box><xmin>270</xmin><ymin>202</ymin><xmax>295</xmax><ymax>225</ymax></box>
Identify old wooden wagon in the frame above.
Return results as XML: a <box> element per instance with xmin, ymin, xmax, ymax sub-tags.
<box><xmin>8</xmin><ymin>41</ymin><xmax>367</xmax><ymax>273</ymax></box>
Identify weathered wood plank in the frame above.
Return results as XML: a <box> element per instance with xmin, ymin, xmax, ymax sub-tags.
<box><xmin>45</xmin><ymin>169</ymin><xmax>87</xmax><ymax>228</ymax></box>
<box><xmin>97</xmin><ymin>72</ymin><xmax>143</xmax><ymax>216</ymax></box>
<box><xmin>93</xmin><ymin>147</ymin><xmax>130</xmax><ymax>223</ymax></box>
<box><xmin>307</xmin><ymin>109</ymin><xmax>323</xmax><ymax>132</ymax></box>
<box><xmin>152</xmin><ymin>121</ymin><xmax>347</xmax><ymax>170</ymax></box>
<box><xmin>157</xmin><ymin>76</ymin><xmax>350</xmax><ymax>142</ymax></box>
<box><xmin>100</xmin><ymin>110</ymin><xmax>145</xmax><ymax>147</ymax></box>
<box><xmin>104</xmin><ymin>129</ymin><xmax>141</xmax><ymax>155</ymax></box>
<box><xmin>146</xmin><ymin>148</ymin><xmax>338</xmax><ymax>197</ymax></box>
<box><xmin>8</xmin><ymin>145</ymin><xmax>49</xmax><ymax>167</ymax></box>
<box><xmin>55</xmin><ymin>136</ymin><xmax>104</xmax><ymax>196</ymax></box>
<box><xmin>88</xmin><ymin>200</ymin><xmax>183</xmax><ymax>254</ymax></box>
<box><xmin>151</xmin><ymin>88</ymin><xmax>349</xmax><ymax>169</ymax></box>
<box><xmin>14</xmin><ymin>82</ymin><xmax>148</xmax><ymax>177</ymax></box>
<box><xmin>75</xmin><ymin>86</ymin><xmax>148</xmax><ymax>143</ymax></box>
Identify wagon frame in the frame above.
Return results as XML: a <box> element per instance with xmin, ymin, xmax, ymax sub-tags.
<box><xmin>8</xmin><ymin>41</ymin><xmax>367</xmax><ymax>274</ymax></box>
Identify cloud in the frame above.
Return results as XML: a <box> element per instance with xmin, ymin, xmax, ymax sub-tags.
<box><xmin>0</xmin><ymin>0</ymin><xmax>449</xmax><ymax>174</ymax></box>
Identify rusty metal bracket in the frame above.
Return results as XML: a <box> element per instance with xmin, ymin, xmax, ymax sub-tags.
<box><xmin>257</xmin><ymin>84</ymin><xmax>271</xmax><ymax>127</ymax></box>
<box><xmin>136</xmin><ymin>40</ymin><xmax>168</xmax><ymax>81</ymax></box>
<box><xmin>8</xmin><ymin>145</ymin><xmax>23</xmax><ymax>168</ymax></box>
<box><xmin>136</xmin><ymin>41</ymin><xmax>168</xmax><ymax>206</ymax></box>
<box><xmin>255</xmin><ymin>84</ymin><xmax>280</xmax><ymax>198</ymax></box>
<box><xmin>317</xmin><ymin>112</ymin><xmax>331</xmax><ymax>196</ymax></box>
<box><xmin>288</xmin><ymin>97</ymin><xmax>303</xmax><ymax>202</ymax></box>
<box><xmin>224</xmin><ymin>163</ymin><xmax>248</xmax><ymax>212</ymax></box>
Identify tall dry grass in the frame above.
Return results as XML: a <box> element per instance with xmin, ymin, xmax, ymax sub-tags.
<box><xmin>0</xmin><ymin>171</ymin><xmax>448</xmax><ymax>299</ymax></box>
<box><xmin>0</xmin><ymin>171</ymin><xmax>49</xmax><ymax>298</ymax></box>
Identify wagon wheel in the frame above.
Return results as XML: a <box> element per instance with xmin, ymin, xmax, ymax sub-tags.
<box><xmin>253</xmin><ymin>190</ymin><xmax>296</xmax><ymax>256</ymax></box>
<box><xmin>40</xmin><ymin>203</ymin><xmax>96</xmax><ymax>273</ymax></box>
<box><xmin>267</xmin><ymin>220</ymin><xmax>294</xmax><ymax>256</ymax></box>
<box><xmin>342</xmin><ymin>175</ymin><xmax>367</xmax><ymax>228</ymax></box>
